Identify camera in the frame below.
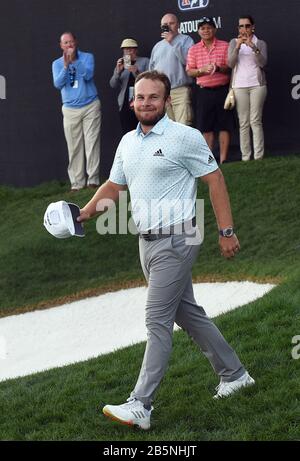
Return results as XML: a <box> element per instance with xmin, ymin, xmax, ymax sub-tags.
<box><xmin>161</xmin><ymin>24</ymin><xmax>170</xmax><ymax>33</ymax></box>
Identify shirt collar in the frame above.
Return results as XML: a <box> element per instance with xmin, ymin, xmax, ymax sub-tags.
<box><xmin>136</xmin><ymin>113</ymin><xmax>170</xmax><ymax>137</ymax></box>
<box><xmin>200</xmin><ymin>37</ymin><xmax>217</xmax><ymax>49</ymax></box>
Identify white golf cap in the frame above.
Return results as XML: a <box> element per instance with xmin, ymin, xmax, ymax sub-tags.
<box><xmin>43</xmin><ymin>201</ymin><xmax>85</xmax><ymax>239</ymax></box>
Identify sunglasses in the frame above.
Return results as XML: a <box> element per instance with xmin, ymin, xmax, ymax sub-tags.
<box><xmin>69</xmin><ymin>66</ymin><xmax>76</xmax><ymax>87</ymax></box>
<box><xmin>239</xmin><ymin>24</ymin><xmax>252</xmax><ymax>28</ymax></box>
<box><xmin>198</xmin><ymin>17</ymin><xmax>214</xmax><ymax>26</ymax></box>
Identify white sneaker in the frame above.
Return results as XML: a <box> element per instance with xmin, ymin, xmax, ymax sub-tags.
<box><xmin>103</xmin><ymin>398</ymin><xmax>152</xmax><ymax>430</ymax></box>
<box><xmin>213</xmin><ymin>371</ymin><xmax>255</xmax><ymax>399</ymax></box>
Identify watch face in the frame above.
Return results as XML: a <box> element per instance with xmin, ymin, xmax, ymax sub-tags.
<box><xmin>225</xmin><ymin>228</ymin><xmax>234</xmax><ymax>237</ymax></box>
<box><xmin>220</xmin><ymin>227</ymin><xmax>234</xmax><ymax>237</ymax></box>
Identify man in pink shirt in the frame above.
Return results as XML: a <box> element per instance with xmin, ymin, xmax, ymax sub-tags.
<box><xmin>186</xmin><ymin>17</ymin><xmax>234</xmax><ymax>164</ymax></box>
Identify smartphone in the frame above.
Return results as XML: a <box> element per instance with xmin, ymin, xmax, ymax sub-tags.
<box><xmin>123</xmin><ymin>54</ymin><xmax>131</xmax><ymax>69</ymax></box>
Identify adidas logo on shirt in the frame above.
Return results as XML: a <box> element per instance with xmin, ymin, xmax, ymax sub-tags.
<box><xmin>208</xmin><ymin>154</ymin><xmax>215</xmax><ymax>164</ymax></box>
<box><xmin>153</xmin><ymin>149</ymin><xmax>164</xmax><ymax>157</ymax></box>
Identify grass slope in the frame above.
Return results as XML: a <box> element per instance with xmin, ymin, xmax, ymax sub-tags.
<box><xmin>1</xmin><ymin>156</ymin><xmax>299</xmax><ymax>316</ymax></box>
<box><xmin>0</xmin><ymin>156</ymin><xmax>299</xmax><ymax>440</ymax></box>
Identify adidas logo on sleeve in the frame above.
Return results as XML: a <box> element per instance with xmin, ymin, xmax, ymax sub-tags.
<box><xmin>153</xmin><ymin>149</ymin><xmax>164</xmax><ymax>157</ymax></box>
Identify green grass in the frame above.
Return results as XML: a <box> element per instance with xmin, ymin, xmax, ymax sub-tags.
<box><xmin>0</xmin><ymin>156</ymin><xmax>300</xmax><ymax>440</ymax></box>
<box><xmin>1</xmin><ymin>156</ymin><xmax>299</xmax><ymax>315</ymax></box>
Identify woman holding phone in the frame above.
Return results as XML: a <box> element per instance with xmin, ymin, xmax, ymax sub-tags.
<box><xmin>110</xmin><ymin>38</ymin><xmax>149</xmax><ymax>134</ymax></box>
<box><xmin>228</xmin><ymin>15</ymin><xmax>267</xmax><ymax>161</ymax></box>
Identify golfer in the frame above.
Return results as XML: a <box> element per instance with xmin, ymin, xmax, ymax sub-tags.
<box><xmin>78</xmin><ymin>70</ymin><xmax>254</xmax><ymax>430</ymax></box>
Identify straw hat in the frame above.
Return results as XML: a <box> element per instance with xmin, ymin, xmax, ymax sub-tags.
<box><xmin>120</xmin><ymin>38</ymin><xmax>138</xmax><ymax>48</ymax></box>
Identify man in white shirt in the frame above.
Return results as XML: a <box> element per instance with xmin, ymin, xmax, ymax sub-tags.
<box><xmin>78</xmin><ymin>71</ymin><xmax>255</xmax><ymax>430</ymax></box>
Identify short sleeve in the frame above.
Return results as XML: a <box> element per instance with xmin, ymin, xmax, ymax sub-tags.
<box><xmin>186</xmin><ymin>45</ymin><xmax>196</xmax><ymax>71</ymax></box>
<box><xmin>109</xmin><ymin>141</ymin><xmax>127</xmax><ymax>185</ymax></box>
<box><xmin>180</xmin><ymin>128</ymin><xmax>219</xmax><ymax>177</ymax></box>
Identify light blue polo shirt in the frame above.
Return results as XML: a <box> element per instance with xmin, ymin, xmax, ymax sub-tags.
<box><xmin>52</xmin><ymin>50</ymin><xmax>99</xmax><ymax>108</ymax></box>
<box><xmin>109</xmin><ymin>115</ymin><xmax>218</xmax><ymax>231</ymax></box>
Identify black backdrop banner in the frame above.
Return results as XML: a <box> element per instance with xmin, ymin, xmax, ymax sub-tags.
<box><xmin>0</xmin><ymin>0</ymin><xmax>299</xmax><ymax>186</ymax></box>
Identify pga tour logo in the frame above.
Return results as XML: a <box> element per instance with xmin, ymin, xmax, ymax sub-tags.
<box><xmin>178</xmin><ymin>0</ymin><xmax>209</xmax><ymax>11</ymax></box>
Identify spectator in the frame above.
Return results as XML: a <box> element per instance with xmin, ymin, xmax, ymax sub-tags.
<box><xmin>186</xmin><ymin>17</ymin><xmax>233</xmax><ymax>164</ymax></box>
<box><xmin>228</xmin><ymin>15</ymin><xmax>267</xmax><ymax>161</ymax></box>
<box><xmin>52</xmin><ymin>32</ymin><xmax>101</xmax><ymax>191</ymax></box>
<box><xmin>149</xmin><ymin>13</ymin><xmax>194</xmax><ymax>126</ymax></box>
<box><xmin>110</xmin><ymin>38</ymin><xmax>149</xmax><ymax>134</ymax></box>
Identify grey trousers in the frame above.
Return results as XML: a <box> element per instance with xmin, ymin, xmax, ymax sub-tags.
<box><xmin>130</xmin><ymin>230</ymin><xmax>245</xmax><ymax>406</ymax></box>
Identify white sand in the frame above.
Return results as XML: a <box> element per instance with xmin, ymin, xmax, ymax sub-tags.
<box><xmin>0</xmin><ymin>281</ymin><xmax>275</xmax><ymax>382</ymax></box>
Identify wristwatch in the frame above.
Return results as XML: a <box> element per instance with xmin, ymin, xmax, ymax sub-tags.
<box><xmin>219</xmin><ymin>227</ymin><xmax>234</xmax><ymax>238</ymax></box>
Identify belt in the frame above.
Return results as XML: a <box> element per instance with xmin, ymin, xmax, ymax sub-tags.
<box><xmin>199</xmin><ymin>85</ymin><xmax>228</xmax><ymax>90</ymax></box>
<box><xmin>140</xmin><ymin>217</ymin><xmax>196</xmax><ymax>241</ymax></box>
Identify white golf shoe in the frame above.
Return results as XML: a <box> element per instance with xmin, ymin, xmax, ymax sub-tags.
<box><xmin>214</xmin><ymin>371</ymin><xmax>255</xmax><ymax>399</ymax></box>
<box><xmin>103</xmin><ymin>398</ymin><xmax>152</xmax><ymax>430</ymax></box>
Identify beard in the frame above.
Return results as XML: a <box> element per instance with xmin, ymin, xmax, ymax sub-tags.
<box><xmin>134</xmin><ymin>108</ymin><xmax>166</xmax><ymax>126</ymax></box>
